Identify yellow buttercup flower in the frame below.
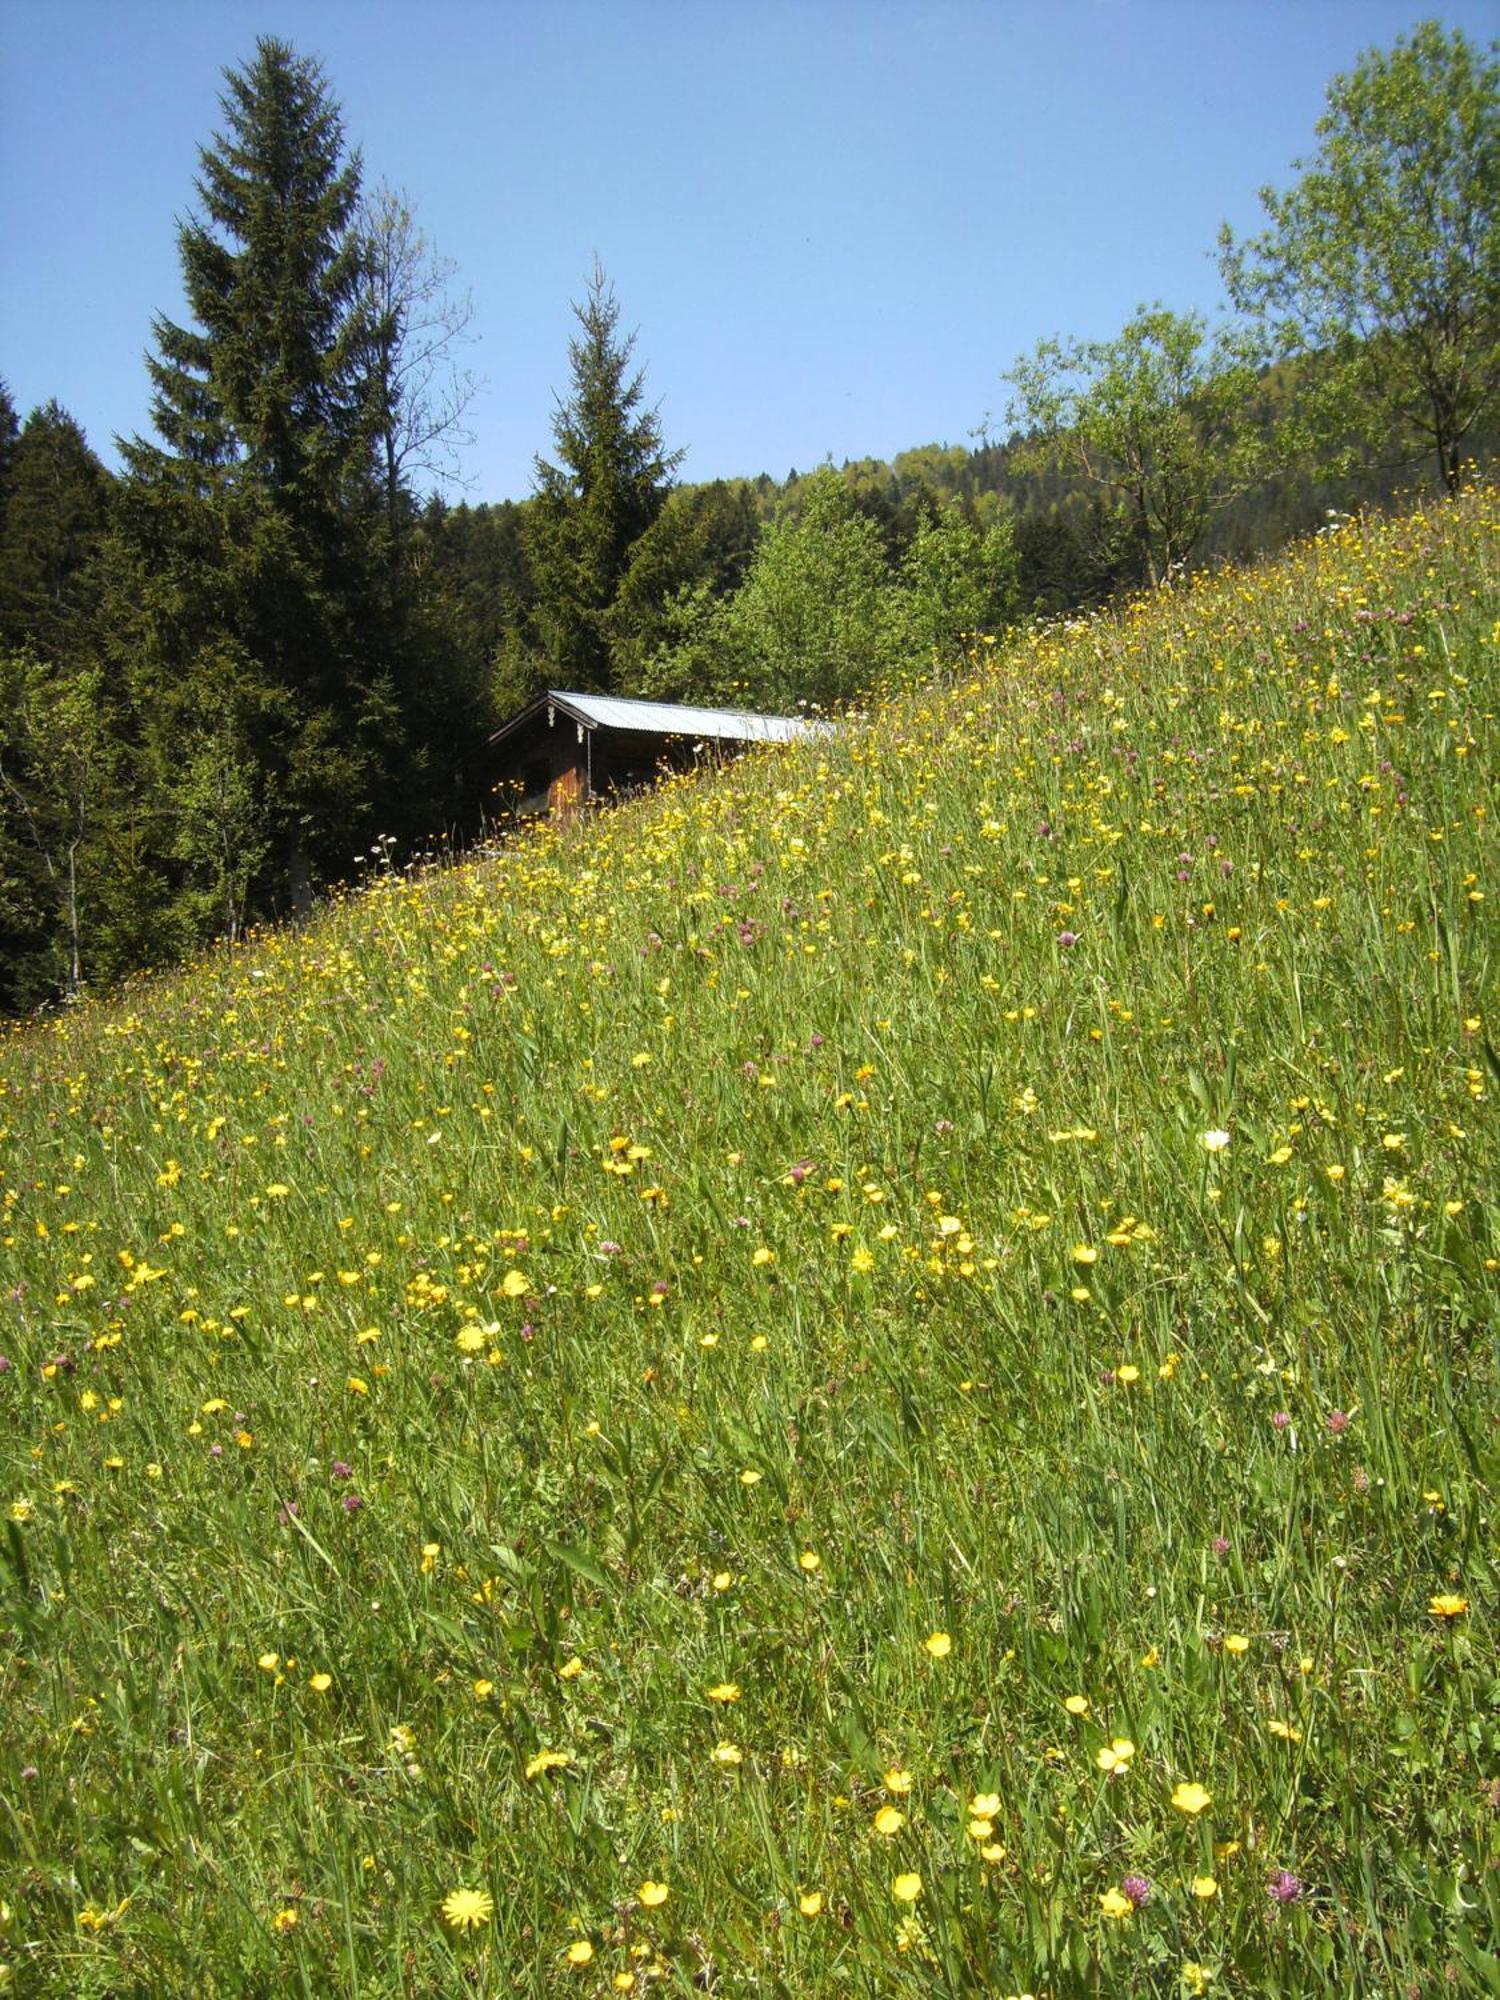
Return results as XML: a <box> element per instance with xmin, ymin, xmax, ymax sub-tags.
<box><xmin>524</xmin><ymin>1748</ymin><xmax>571</xmax><ymax>1778</ymax></box>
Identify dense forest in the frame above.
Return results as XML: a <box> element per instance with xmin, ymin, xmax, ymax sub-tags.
<box><xmin>2</xmin><ymin>22</ymin><xmax>1496</xmax><ymax>1011</ymax></box>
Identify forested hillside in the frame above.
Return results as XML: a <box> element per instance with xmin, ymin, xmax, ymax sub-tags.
<box><xmin>2</xmin><ymin>22</ymin><xmax>1496</xmax><ymax>1011</ymax></box>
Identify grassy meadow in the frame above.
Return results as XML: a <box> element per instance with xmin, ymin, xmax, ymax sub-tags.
<box><xmin>1</xmin><ymin>487</ymin><xmax>1497</xmax><ymax>1997</ymax></box>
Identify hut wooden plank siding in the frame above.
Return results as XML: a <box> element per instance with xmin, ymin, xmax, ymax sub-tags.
<box><xmin>488</xmin><ymin>690</ymin><xmax>825</xmax><ymax>819</ymax></box>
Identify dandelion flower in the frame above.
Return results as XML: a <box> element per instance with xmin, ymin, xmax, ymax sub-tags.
<box><xmin>442</xmin><ymin>1886</ymin><xmax>493</xmax><ymax>1931</ymax></box>
<box><xmin>1429</xmin><ymin>1593</ymin><xmax>1468</xmax><ymax>1618</ymax></box>
<box><xmin>706</xmin><ymin>1682</ymin><xmax>741</xmax><ymax>1703</ymax></box>
<box><xmin>1200</xmin><ymin>1130</ymin><xmax>1231</xmax><ymax>1153</ymax></box>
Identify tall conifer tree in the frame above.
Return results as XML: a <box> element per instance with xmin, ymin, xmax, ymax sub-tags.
<box><xmin>523</xmin><ymin>262</ymin><xmax>682</xmax><ymax>693</ymax></box>
<box><xmin>111</xmin><ymin>36</ymin><xmax>394</xmax><ymax>913</ymax></box>
<box><xmin>0</xmin><ymin>401</ymin><xmax>111</xmax><ymax>659</ymax></box>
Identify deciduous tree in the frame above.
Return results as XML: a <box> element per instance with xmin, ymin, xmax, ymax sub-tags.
<box><xmin>1220</xmin><ymin>21</ymin><xmax>1499</xmax><ymax>492</ymax></box>
<box><xmin>1004</xmin><ymin>307</ymin><xmax>1267</xmax><ymax>587</ymax></box>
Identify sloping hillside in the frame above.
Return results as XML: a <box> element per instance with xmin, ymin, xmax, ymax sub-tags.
<box><xmin>1</xmin><ymin>488</ymin><xmax>1496</xmax><ymax>1996</ymax></box>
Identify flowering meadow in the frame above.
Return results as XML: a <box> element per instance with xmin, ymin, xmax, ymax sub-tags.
<box><xmin>1</xmin><ymin>487</ymin><xmax>1497</xmax><ymax>1997</ymax></box>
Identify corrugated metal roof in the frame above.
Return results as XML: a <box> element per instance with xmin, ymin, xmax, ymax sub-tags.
<box><xmin>545</xmin><ymin>690</ymin><xmax>826</xmax><ymax>744</ymax></box>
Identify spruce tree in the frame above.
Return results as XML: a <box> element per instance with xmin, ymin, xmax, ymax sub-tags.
<box><xmin>0</xmin><ymin>401</ymin><xmax>111</xmax><ymax>659</ymax></box>
<box><xmin>0</xmin><ymin>382</ymin><xmax>18</xmax><ymax>511</ymax></box>
<box><xmin>112</xmin><ymin>36</ymin><xmax>394</xmax><ymax>914</ymax></box>
<box><xmin>523</xmin><ymin>262</ymin><xmax>682</xmax><ymax>693</ymax></box>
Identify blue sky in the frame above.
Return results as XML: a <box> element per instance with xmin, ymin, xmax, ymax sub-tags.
<box><xmin>3</xmin><ymin>0</ymin><xmax>1493</xmax><ymax>501</ymax></box>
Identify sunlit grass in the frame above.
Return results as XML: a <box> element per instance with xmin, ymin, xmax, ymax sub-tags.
<box><xmin>1</xmin><ymin>487</ymin><xmax>1496</xmax><ymax>1996</ymax></box>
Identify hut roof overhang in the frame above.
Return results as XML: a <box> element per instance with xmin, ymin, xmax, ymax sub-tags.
<box><xmin>488</xmin><ymin>689</ymin><xmax>829</xmax><ymax>751</ymax></box>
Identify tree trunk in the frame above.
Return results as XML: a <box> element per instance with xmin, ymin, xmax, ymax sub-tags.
<box><xmin>286</xmin><ymin>841</ymin><xmax>314</xmax><ymax>921</ymax></box>
<box><xmin>65</xmin><ymin>839</ymin><xmax>82</xmax><ymax>998</ymax></box>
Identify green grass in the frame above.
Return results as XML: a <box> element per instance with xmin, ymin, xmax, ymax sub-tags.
<box><xmin>1</xmin><ymin>487</ymin><xmax>1497</xmax><ymax>1997</ymax></box>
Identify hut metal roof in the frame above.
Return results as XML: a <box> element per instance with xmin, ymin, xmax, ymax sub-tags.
<box><xmin>490</xmin><ymin>689</ymin><xmax>827</xmax><ymax>749</ymax></box>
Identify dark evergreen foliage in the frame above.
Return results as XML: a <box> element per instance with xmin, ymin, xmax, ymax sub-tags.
<box><xmin>522</xmin><ymin>261</ymin><xmax>683</xmax><ymax>694</ymax></box>
<box><xmin>0</xmin><ymin>401</ymin><xmax>111</xmax><ymax>660</ymax></box>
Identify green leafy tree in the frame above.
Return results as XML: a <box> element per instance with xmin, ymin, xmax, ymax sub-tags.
<box><xmin>712</xmin><ymin>468</ymin><xmax>903</xmax><ymax>709</ymax></box>
<box><xmin>897</xmin><ymin>500</ymin><xmax>1017</xmax><ymax>661</ymax></box>
<box><xmin>1004</xmin><ymin>306</ymin><xmax>1268</xmax><ymax>587</ymax></box>
<box><xmin>0</xmin><ymin>653</ymin><xmax>116</xmax><ymax>1001</ymax></box>
<box><xmin>524</xmin><ymin>261</ymin><xmax>683</xmax><ymax>692</ymax></box>
<box><xmin>605</xmin><ymin>479</ymin><xmax>761</xmax><ymax>693</ymax></box>
<box><xmin>1220</xmin><ymin>22</ymin><xmax>1499</xmax><ymax>494</ymax></box>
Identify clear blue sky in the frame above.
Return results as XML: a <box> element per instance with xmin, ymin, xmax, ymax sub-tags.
<box><xmin>3</xmin><ymin>0</ymin><xmax>1493</xmax><ymax>502</ymax></box>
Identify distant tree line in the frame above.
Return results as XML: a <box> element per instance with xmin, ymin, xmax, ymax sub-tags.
<box><xmin>2</xmin><ymin>21</ymin><xmax>1495</xmax><ymax>1010</ymax></box>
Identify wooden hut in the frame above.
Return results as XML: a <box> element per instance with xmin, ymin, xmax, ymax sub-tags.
<box><xmin>487</xmin><ymin>690</ymin><xmax>826</xmax><ymax>819</ymax></box>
